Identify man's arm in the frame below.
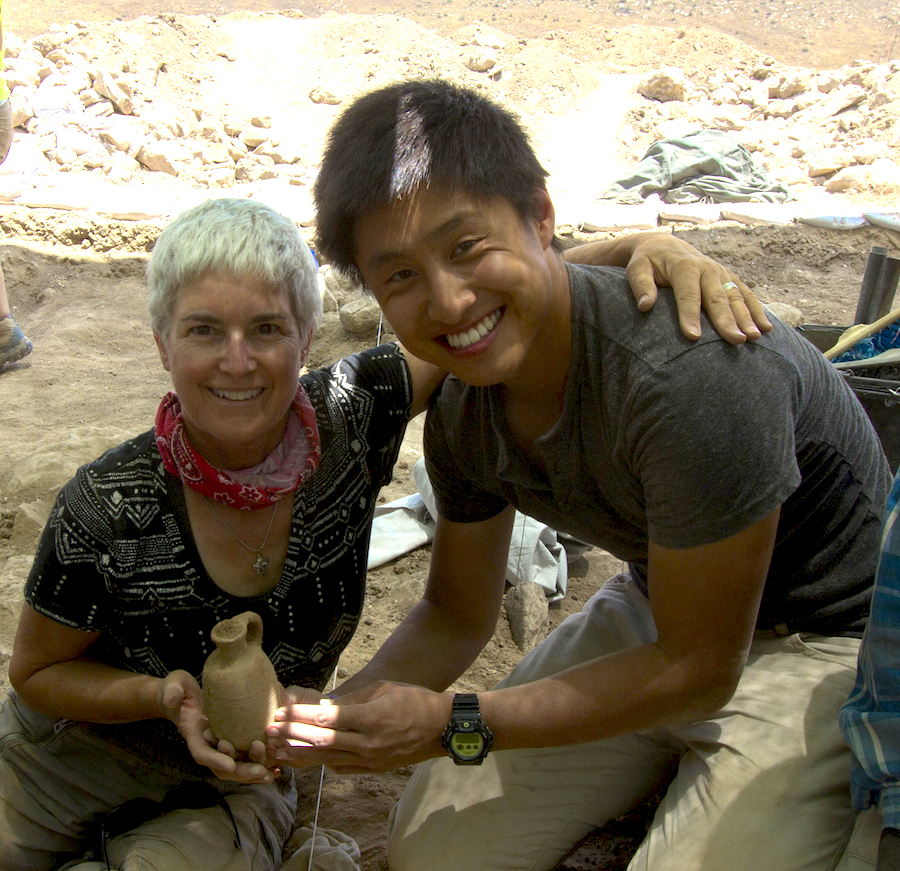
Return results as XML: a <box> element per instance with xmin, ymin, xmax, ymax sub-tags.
<box><xmin>400</xmin><ymin>344</ymin><xmax>447</xmax><ymax>419</ymax></box>
<box><xmin>267</xmin><ymin>509</ymin><xmax>778</xmax><ymax>772</ymax></box>
<box><xmin>466</xmin><ymin>509</ymin><xmax>777</xmax><ymax>749</ymax></box>
<box><xmin>563</xmin><ymin>232</ymin><xmax>772</xmax><ymax>344</ymax></box>
<box><xmin>336</xmin><ymin>507</ymin><xmax>515</xmax><ymax>695</ymax></box>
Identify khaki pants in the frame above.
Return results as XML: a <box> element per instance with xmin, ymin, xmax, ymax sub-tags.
<box><xmin>389</xmin><ymin>574</ymin><xmax>860</xmax><ymax>871</ymax></box>
<box><xmin>0</xmin><ymin>692</ymin><xmax>296</xmax><ymax>871</ymax></box>
<box><xmin>831</xmin><ymin>809</ymin><xmax>881</xmax><ymax>871</ymax></box>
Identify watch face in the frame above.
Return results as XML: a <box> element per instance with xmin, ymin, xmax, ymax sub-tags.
<box><xmin>450</xmin><ymin>730</ymin><xmax>485</xmax><ymax>761</ymax></box>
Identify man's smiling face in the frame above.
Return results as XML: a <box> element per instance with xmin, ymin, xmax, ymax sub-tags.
<box><xmin>354</xmin><ymin>185</ymin><xmax>561</xmax><ymax>389</ymax></box>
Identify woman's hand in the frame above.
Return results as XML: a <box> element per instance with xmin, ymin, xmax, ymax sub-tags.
<box><xmin>563</xmin><ymin>232</ymin><xmax>772</xmax><ymax>344</ymax></box>
<box><xmin>265</xmin><ymin>682</ymin><xmax>450</xmax><ymax>774</ymax></box>
<box><xmin>625</xmin><ymin>233</ymin><xmax>770</xmax><ymax>343</ymax></box>
<box><xmin>159</xmin><ymin>669</ymin><xmax>277</xmax><ymax>784</ymax></box>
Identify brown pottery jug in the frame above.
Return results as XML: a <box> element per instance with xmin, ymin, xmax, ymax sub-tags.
<box><xmin>202</xmin><ymin>610</ymin><xmax>280</xmax><ymax>752</ymax></box>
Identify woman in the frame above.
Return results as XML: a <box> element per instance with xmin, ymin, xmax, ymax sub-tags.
<box><xmin>0</xmin><ymin>197</ymin><xmax>761</xmax><ymax>871</ymax></box>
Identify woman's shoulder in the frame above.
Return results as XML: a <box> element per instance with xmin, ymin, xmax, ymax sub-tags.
<box><xmin>303</xmin><ymin>343</ymin><xmax>409</xmax><ymax>407</ymax></box>
<box><xmin>64</xmin><ymin>429</ymin><xmax>165</xmax><ymax>501</ymax></box>
<box><xmin>323</xmin><ymin>342</ymin><xmax>404</xmax><ymax>378</ymax></box>
<box><xmin>74</xmin><ymin>428</ymin><xmax>159</xmax><ymax>473</ymax></box>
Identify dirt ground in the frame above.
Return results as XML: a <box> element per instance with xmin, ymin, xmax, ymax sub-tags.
<box><xmin>1</xmin><ymin>0</ymin><xmax>900</xmax><ymax>868</ymax></box>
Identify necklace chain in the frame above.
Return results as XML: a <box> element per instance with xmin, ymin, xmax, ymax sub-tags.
<box><xmin>203</xmin><ymin>497</ymin><xmax>280</xmax><ymax>575</ymax></box>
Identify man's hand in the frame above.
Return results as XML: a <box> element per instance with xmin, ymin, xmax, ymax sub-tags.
<box><xmin>266</xmin><ymin>682</ymin><xmax>451</xmax><ymax>774</ymax></box>
<box><xmin>159</xmin><ymin>669</ymin><xmax>277</xmax><ymax>784</ymax></box>
<box><xmin>564</xmin><ymin>232</ymin><xmax>772</xmax><ymax>344</ymax></box>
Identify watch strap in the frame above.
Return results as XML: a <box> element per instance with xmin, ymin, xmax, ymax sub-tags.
<box><xmin>451</xmin><ymin>692</ymin><xmax>480</xmax><ymax>716</ymax></box>
<box><xmin>441</xmin><ymin>692</ymin><xmax>494</xmax><ymax>765</ymax></box>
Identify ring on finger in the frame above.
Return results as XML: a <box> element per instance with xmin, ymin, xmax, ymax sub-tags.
<box><xmin>722</xmin><ymin>281</ymin><xmax>739</xmax><ymax>292</ymax></box>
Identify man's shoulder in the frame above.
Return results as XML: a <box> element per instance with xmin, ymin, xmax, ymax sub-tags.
<box><xmin>566</xmin><ymin>261</ymin><xmax>706</xmax><ymax>369</ymax></box>
<box><xmin>567</xmin><ymin>262</ymin><xmax>678</xmax><ymax>335</ymax></box>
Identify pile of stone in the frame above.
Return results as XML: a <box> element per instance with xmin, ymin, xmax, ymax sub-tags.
<box><xmin>2</xmin><ymin>14</ymin><xmax>900</xmax><ymax>206</ymax></box>
<box><xmin>2</xmin><ymin>20</ymin><xmax>314</xmax><ymax>191</ymax></box>
<box><xmin>633</xmin><ymin>58</ymin><xmax>900</xmax><ymax>197</ymax></box>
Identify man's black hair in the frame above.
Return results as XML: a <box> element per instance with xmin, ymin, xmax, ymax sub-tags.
<box><xmin>313</xmin><ymin>79</ymin><xmax>552</xmax><ymax>284</ymax></box>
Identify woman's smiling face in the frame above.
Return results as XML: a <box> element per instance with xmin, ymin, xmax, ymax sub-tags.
<box><xmin>155</xmin><ymin>270</ymin><xmax>310</xmax><ymax>470</ymax></box>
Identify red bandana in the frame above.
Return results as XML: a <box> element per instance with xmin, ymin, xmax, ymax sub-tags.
<box><xmin>154</xmin><ymin>384</ymin><xmax>321</xmax><ymax>510</ymax></box>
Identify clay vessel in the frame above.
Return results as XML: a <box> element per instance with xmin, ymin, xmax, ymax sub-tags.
<box><xmin>202</xmin><ymin>611</ymin><xmax>280</xmax><ymax>752</ymax></box>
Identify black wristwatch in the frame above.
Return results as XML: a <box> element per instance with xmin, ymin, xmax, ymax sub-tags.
<box><xmin>441</xmin><ymin>693</ymin><xmax>494</xmax><ymax>765</ymax></box>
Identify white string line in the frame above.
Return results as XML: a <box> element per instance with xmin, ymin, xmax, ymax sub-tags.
<box><xmin>307</xmin><ymin>765</ymin><xmax>327</xmax><ymax>871</ymax></box>
<box><xmin>307</xmin><ymin>658</ymin><xmax>340</xmax><ymax>871</ymax></box>
<box><xmin>309</xmin><ymin>306</ymin><xmax>380</xmax><ymax>868</ymax></box>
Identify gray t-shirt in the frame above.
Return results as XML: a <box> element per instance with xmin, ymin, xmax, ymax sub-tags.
<box><xmin>425</xmin><ymin>263</ymin><xmax>891</xmax><ymax>635</ymax></box>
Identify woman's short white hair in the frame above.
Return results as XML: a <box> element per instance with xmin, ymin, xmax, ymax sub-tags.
<box><xmin>147</xmin><ymin>198</ymin><xmax>322</xmax><ymax>338</ymax></box>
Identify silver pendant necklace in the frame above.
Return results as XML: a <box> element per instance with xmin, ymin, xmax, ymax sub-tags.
<box><xmin>203</xmin><ymin>497</ymin><xmax>280</xmax><ymax>575</ymax></box>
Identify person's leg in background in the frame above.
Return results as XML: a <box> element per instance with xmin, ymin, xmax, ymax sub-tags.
<box><xmin>0</xmin><ymin>259</ymin><xmax>32</xmax><ymax>366</ymax></box>
<box><xmin>0</xmin><ymin>95</ymin><xmax>32</xmax><ymax>366</ymax></box>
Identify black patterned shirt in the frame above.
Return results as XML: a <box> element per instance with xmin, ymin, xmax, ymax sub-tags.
<box><xmin>26</xmin><ymin>344</ymin><xmax>412</xmax><ymax>692</ymax></box>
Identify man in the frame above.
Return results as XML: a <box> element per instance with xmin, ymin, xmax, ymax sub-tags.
<box><xmin>268</xmin><ymin>79</ymin><xmax>891</xmax><ymax>871</ymax></box>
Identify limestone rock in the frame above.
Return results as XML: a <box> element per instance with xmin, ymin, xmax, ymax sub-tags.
<box><xmin>197</xmin><ymin>141</ymin><xmax>232</xmax><ymax>165</ymax></box>
<box><xmin>464</xmin><ymin>50</ymin><xmax>497</xmax><ymax>73</ymax></box>
<box><xmin>240</xmin><ymin>128</ymin><xmax>269</xmax><ymax>149</ymax></box>
<box><xmin>205</xmin><ymin>164</ymin><xmax>237</xmax><ymax>188</ymax></box>
<box><xmin>505</xmin><ymin>581</ymin><xmax>549</xmax><ymax>653</ymax></box>
<box><xmin>766</xmin><ymin>302</ymin><xmax>805</xmax><ymax>327</ymax></box>
<box><xmin>234</xmin><ymin>160</ymin><xmax>277</xmax><ymax>183</ymax></box>
<box><xmin>223</xmin><ymin>117</ymin><xmax>244</xmax><ymax>137</ymax></box>
<box><xmin>825</xmin><ymin>159</ymin><xmax>900</xmax><ymax>195</ymax></box>
<box><xmin>309</xmin><ymin>87</ymin><xmax>342</xmax><ymax>105</ymax></box>
<box><xmin>773</xmin><ymin>69</ymin><xmax>812</xmax><ymax>98</ymax></box>
<box><xmin>322</xmin><ymin>266</ymin><xmax>365</xmax><ymax>311</ymax></box>
<box><xmin>105</xmin><ymin>151</ymin><xmax>140</xmax><ymax>182</ymax></box>
<box><xmin>97</xmin><ymin>116</ymin><xmax>146</xmax><ymax>155</ymax></box>
<box><xmin>806</xmin><ymin>147</ymin><xmax>854</xmax><ymax>177</ymax></box>
<box><xmin>226</xmin><ymin>139</ymin><xmax>248</xmax><ymax>160</ymax></box>
<box><xmin>90</xmin><ymin>69</ymin><xmax>134</xmax><ymax>115</ymax></box>
<box><xmin>793</xmin><ymin>84</ymin><xmax>867</xmax><ymax>123</ymax></box>
<box><xmin>9</xmin><ymin>92</ymin><xmax>34</xmax><ymax>128</ymax></box>
<box><xmin>136</xmin><ymin>139</ymin><xmax>192</xmax><ymax>175</ymax></box>
<box><xmin>3</xmin><ymin>61</ymin><xmax>41</xmax><ymax>91</ymax></box>
<box><xmin>639</xmin><ymin>67</ymin><xmax>689</xmax><ymax>103</ymax></box>
<box><xmin>339</xmin><ymin>297</ymin><xmax>382</xmax><ymax>334</ymax></box>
